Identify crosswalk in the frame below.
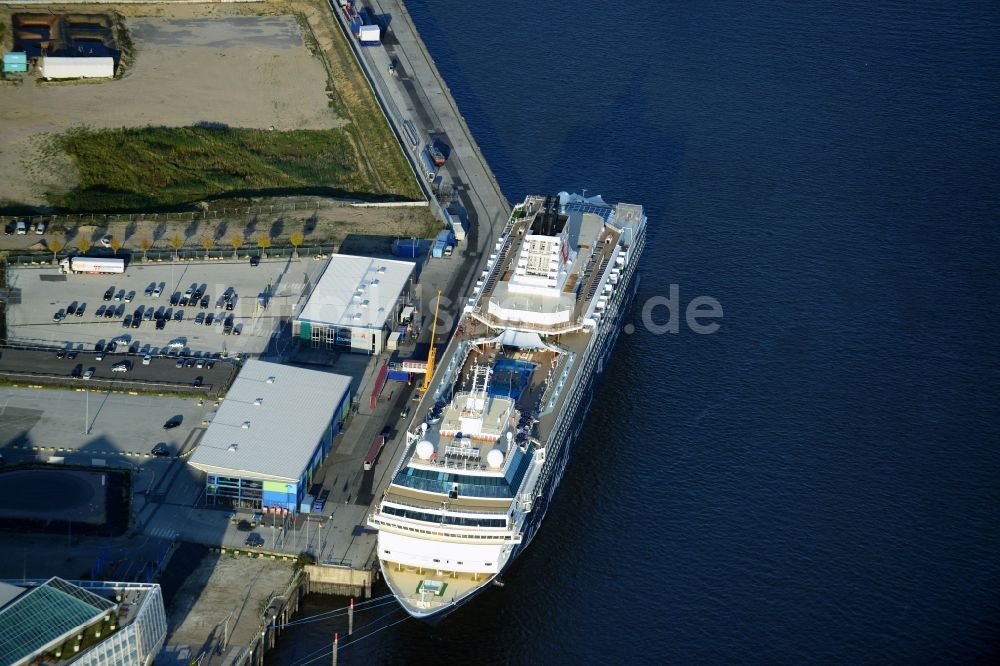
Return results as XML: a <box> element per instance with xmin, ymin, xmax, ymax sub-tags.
<box><xmin>146</xmin><ymin>527</ymin><xmax>180</xmax><ymax>540</ymax></box>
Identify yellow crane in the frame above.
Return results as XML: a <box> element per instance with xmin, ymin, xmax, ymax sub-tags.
<box><xmin>421</xmin><ymin>290</ymin><xmax>443</xmax><ymax>394</ymax></box>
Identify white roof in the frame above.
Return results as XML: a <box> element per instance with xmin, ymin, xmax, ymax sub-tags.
<box><xmin>187</xmin><ymin>360</ymin><xmax>351</xmax><ymax>482</ymax></box>
<box><xmin>297</xmin><ymin>255</ymin><xmax>414</xmax><ymax>330</ymax></box>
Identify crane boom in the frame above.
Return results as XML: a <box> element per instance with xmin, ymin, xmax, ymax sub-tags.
<box><xmin>421</xmin><ymin>290</ymin><xmax>443</xmax><ymax>393</ymax></box>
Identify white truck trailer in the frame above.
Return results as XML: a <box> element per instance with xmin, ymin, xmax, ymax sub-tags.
<box><xmin>59</xmin><ymin>257</ymin><xmax>125</xmax><ymax>274</ymax></box>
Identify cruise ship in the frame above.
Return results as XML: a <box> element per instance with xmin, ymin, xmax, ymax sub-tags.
<box><xmin>368</xmin><ymin>192</ymin><xmax>646</xmax><ymax>620</ymax></box>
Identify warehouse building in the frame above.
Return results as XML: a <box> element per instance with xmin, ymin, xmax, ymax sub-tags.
<box><xmin>293</xmin><ymin>254</ymin><xmax>415</xmax><ymax>354</ymax></box>
<box><xmin>0</xmin><ymin>578</ymin><xmax>166</xmax><ymax>666</ymax></box>
<box><xmin>187</xmin><ymin>360</ymin><xmax>352</xmax><ymax>512</ymax></box>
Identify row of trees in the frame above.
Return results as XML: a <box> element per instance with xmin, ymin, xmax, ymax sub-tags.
<box><xmin>45</xmin><ymin>231</ymin><xmax>306</xmax><ymax>263</ymax></box>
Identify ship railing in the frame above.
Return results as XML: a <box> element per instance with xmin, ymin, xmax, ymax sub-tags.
<box><xmin>470</xmin><ymin>306</ymin><xmax>584</xmax><ymax>335</ymax></box>
<box><xmin>382</xmin><ymin>496</ymin><xmax>511</xmax><ymax>517</ymax></box>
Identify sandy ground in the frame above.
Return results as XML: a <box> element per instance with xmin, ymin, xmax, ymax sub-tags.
<box><xmin>0</xmin><ymin>11</ymin><xmax>341</xmax><ymax>207</ymax></box>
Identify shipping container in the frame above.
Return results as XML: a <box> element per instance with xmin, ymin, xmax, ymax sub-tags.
<box><xmin>403</xmin><ymin>119</ymin><xmax>420</xmax><ymax>147</ymax></box>
<box><xmin>359</xmin><ymin>25</ymin><xmax>381</xmax><ymax>44</ymax></box>
<box><xmin>387</xmin><ymin>369</ymin><xmax>411</xmax><ymax>382</ymax></box>
<box><xmin>40</xmin><ymin>56</ymin><xmax>114</xmax><ymax>79</ymax></box>
<box><xmin>432</xmin><ymin>241</ymin><xmax>446</xmax><ymax>258</ymax></box>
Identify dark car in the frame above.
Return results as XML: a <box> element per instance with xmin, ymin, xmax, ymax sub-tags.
<box><xmin>155</xmin><ymin>318</ymin><xmax>166</xmax><ymax>330</ymax></box>
<box><xmin>66</xmin><ymin>302</ymin><xmax>78</xmax><ymax>316</ymax></box>
<box><xmin>236</xmin><ymin>519</ymin><xmax>253</xmax><ymax>532</ymax></box>
<box><xmin>104</xmin><ymin>307</ymin><xmax>115</xmax><ymax>319</ymax></box>
<box><xmin>249</xmin><ymin>256</ymin><xmax>260</xmax><ymax>267</ymax></box>
<box><xmin>103</xmin><ymin>287</ymin><xmax>115</xmax><ymax>301</ymax></box>
<box><xmin>192</xmin><ymin>377</ymin><xmax>203</xmax><ymax>387</ymax></box>
<box><xmin>123</xmin><ymin>315</ymin><xmax>132</xmax><ymax>328</ymax></box>
<box><xmin>75</xmin><ymin>304</ymin><xmax>86</xmax><ymax>317</ymax></box>
<box><xmin>94</xmin><ymin>342</ymin><xmax>104</xmax><ymax>353</ymax></box>
<box><xmin>205</xmin><ymin>313</ymin><xmax>214</xmax><ymax>326</ymax></box>
<box><xmin>67</xmin><ymin>351</ymin><xmax>78</xmax><ymax>359</ymax></box>
<box><xmin>151</xmin><ymin>443</ymin><xmax>171</xmax><ymax>457</ymax></box>
<box><xmin>163</xmin><ymin>418</ymin><xmax>182</xmax><ymax>430</ymax></box>
<box><xmin>200</xmin><ymin>295</ymin><xmax>210</xmax><ymax>309</ymax></box>
<box><xmin>225</xmin><ymin>300</ymin><xmax>235</xmax><ymax>311</ymax></box>
<box><xmin>173</xmin><ymin>310</ymin><xmax>184</xmax><ymax>321</ymax></box>
<box><xmin>4</xmin><ymin>222</ymin><xmax>15</xmax><ymax>235</ymax></box>
<box><xmin>70</xmin><ymin>364</ymin><xmax>83</xmax><ymax>378</ymax></box>
<box><xmin>56</xmin><ymin>350</ymin><xmax>67</xmax><ymax>359</ymax></box>
<box><xmin>244</xmin><ymin>533</ymin><xmax>264</xmax><ymax>548</ymax></box>
<box><xmin>131</xmin><ymin>316</ymin><xmax>141</xmax><ymax>329</ymax></box>
<box><xmin>170</xmin><ymin>293</ymin><xmax>180</xmax><ymax>306</ymax></box>
<box><xmin>95</xmin><ymin>305</ymin><xmax>107</xmax><ymax>317</ymax></box>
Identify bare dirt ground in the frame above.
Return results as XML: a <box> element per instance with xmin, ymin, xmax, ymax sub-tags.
<box><xmin>0</xmin><ymin>5</ymin><xmax>341</xmax><ymax>207</ymax></box>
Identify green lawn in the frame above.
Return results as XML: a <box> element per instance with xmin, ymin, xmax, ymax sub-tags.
<box><xmin>51</xmin><ymin>126</ymin><xmax>420</xmax><ymax>212</ymax></box>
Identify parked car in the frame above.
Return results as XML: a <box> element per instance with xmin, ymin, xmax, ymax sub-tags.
<box><xmin>67</xmin><ymin>351</ymin><xmax>78</xmax><ymax>360</ymax></box>
<box><xmin>244</xmin><ymin>533</ymin><xmax>264</xmax><ymax>548</ymax></box>
<box><xmin>52</xmin><ymin>310</ymin><xmax>64</xmax><ymax>322</ymax></box>
<box><xmin>123</xmin><ymin>315</ymin><xmax>132</xmax><ymax>328</ymax></box>
<box><xmin>163</xmin><ymin>418</ymin><xmax>182</xmax><ymax>430</ymax></box>
<box><xmin>192</xmin><ymin>377</ymin><xmax>203</xmax><ymax>387</ymax></box>
<box><xmin>103</xmin><ymin>287</ymin><xmax>114</xmax><ymax>301</ymax></box>
<box><xmin>114</xmin><ymin>289</ymin><xmax>124</xmax><ymax>302</ymax></box>
<box><xmin>104</xmin><ymin>307</ymin><xmax>115</xmax><ymax>319</ymax></box>
<box><xmin>111</xmin><ymin>361</ymin><xmax>130</xmax><ymax>373</ymax></box>
<box><xmin>67</xmin><ymin>302</ymin><xmax>78</xmax><ymax>316</ymax></box>
<box><xmin>173</xmin><ymin>310</ymin><xmax>184</xmax><ymax>321</ymax></box>
<box><xmin>56</xmin><ymin>350</ymin><xmax>67</xmax><ymax>359</ymax></box>
<box><xmin>36</xmin><ymin>221</ymin><xmax>46</xmax><ymax>235</ymax></box>
<box><xmin>200</xmin><ymin>295</ymin><xmax>210</xmax><ymax>309</ymax></box>
<box><xmin>74</xmin><ymin>304</ymin><xmax>86</xmax><ymax>317</ymax></box>
<box><xmin>3</xmin><ymin>222</ymin><xmax>14</xmax><ymax>235</ymax></box>
<box><xmin>194</xmin><ymin>313</ymin><xmax>205</xmax><ymax>325</ymax></box>
<box><xmin>176</xmin><ymin>359</ymin><xmax>185</xmax><ymax>369</ymax></box>
<box><xmin>16</xmin><ymin>220</ymin><xmax>27</xmax><ymax>235</ymax></box>
<box><xmin>151</xmin><ymin>443</ymin><xmax>171</xmax><ymax>457</ymax></box>
<box><xmin>82</xmin><ymin>368</ymin><xmax>95</xmax><ymax>380</ymax></box>
<box><xmin>170</xmin><ymin>293</ymin><xmax>180</xmax><ymax>306</ymax></box>
<box><xmin>155</xmin><ymin>318</ymin><xmax>166</xmax><ymax>330</ymax></box>
<box><xmin>96</xmin><ymin>305</ymin><xmax>107</xmax><ymax>317</ymax></box>
<box><xmin>101</xmin><ymin>235</ymin><xmax>112</xmax><ymax>248</ymax></box>
<box><xmin>124</xmin><ymin>291</ymin><xmax>135</xmax><ymax>303</ymax></box>
<box><xmin>249</xmin><ymin>256</ymin><xmax>260</xmax><ymax>267</ymax></box>
<box><xmin>205</xmin><ymin>313</ymin><xmax>214</xmax><ymax>326</ymax></box>
<box><xmin>236</xmin><ymin>520</ymin><xmax>253</xmax><ymax>532</ymax></box>
<box><xmin>152</xmin><ymin>285</ymin><xmax>162</xmax><ymax>298</ymax></box>
<box><xmin>131</xmin><ymin>317</ymin><xmax>141</xmax><ymax>329</ymax></box>
<box><xmin>145</xmin><ymin>284</ymin><xmax>156</xmax><ymax>297</ymax></box>
<box><xmin>143</xmin><ymin>354</ymin><xmax>152</xmax><ymax>366</ymax></box>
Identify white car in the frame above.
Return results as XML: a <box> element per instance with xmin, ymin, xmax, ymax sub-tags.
<box><xmin>101</xmin><ymin>235</ymin><xmax>112</xmax><ymax>248</ymax></box>
<box><xmin>36</xmin><ymin>222</ymin><xmax>46</xmax><ymax>235</ymax></box>
<box><xmin>152</xmin><ymin>286</ymin><xmax>162</xmax><ymax>298</ymax></box>
<box><xmin>111</xmin><ymin>362</ymin><xmax>129</xmax><ymax>373</ymax></box>
<box><xmin>142</xmin><ymin>354</ymin><xmax>152</xmax><ymax>366</ymax></box>
<box><xmin>82</xmin><ymin>369</ymin><xmax>94</xmax><ymax>380</ymax></box>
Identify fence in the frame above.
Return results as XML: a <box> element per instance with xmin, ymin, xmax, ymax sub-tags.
<box><xmin>0</xmin><ymin>197</ymin><xmax>425</xmax><ymax>231</ymax></box>
<box><xmin>3</xmin><ymin>243</ymin><xmax>341</xmax><ymax>267</ymax></box>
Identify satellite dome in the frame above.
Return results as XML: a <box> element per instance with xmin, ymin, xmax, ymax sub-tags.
<box><xmin>487</xmin><ymin>449</ymin><xmax>504</xmax><ymax>468</ymax></box>
<box><xmin>416</xmin><ymin>440</ymin><xmax>435</xmax><ymax>460</ymax></box>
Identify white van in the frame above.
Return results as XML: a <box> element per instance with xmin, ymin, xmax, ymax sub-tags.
<box><xmin>16</xmin><ymin>220</ymin><xmax>26</xmax><ymax>235</ymax></box>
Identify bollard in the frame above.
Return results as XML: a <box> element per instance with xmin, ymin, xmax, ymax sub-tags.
<box><xmin>332</xmin><ymin>633</ymin><xmax>339</xmax><ymax>666</ymax></box>
<box><xmin>348</xmin><ymin>598</ymin><xmax>354</xmax><ymax>636</ymax></box>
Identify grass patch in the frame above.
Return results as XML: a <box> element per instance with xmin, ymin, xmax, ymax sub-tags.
<box><xmin>50</xmin><ymin>126</ymin><xmax>415</xmax><ymax>212</ymax></box>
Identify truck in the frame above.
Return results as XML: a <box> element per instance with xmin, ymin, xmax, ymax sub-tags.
<box><xmin>443</xmin><ymin>207</ymin><xmax>466</xmax><ymax>243</ymax></box>
<box><xmin>426</xmin><ymin>144</ymin><xmax>446</xmax><ymax>167</ymax></box>
<box><xmin>60</xmin><ymin>257</ymin><xmax>125</xmax><ymax>274</ymax></box>
<box><xmin>419</xmin><ymin>149</ymin><xmax>438</xmax><ymax>182</ymax></box>
<box><xmin>364</xmin><ymin>434</ymin><xmax>386</xmax><ymax>471</ymax></box>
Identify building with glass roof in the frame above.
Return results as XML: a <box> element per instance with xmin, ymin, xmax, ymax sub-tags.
<box><xmin>0</xmin><ymin>577</ymin><xmax>166</xmax><ymax>665</ymax></box>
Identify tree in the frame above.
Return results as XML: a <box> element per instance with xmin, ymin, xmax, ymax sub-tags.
<box><xmin>290</xmin><ymin>231</ymin><xmax>304</xmax><ymax>258</ymax></box>
<box><xmin>169</xmin><ymin>234</ymin><xmax>184</xmax><ymax>260</ymax></box>
<box><xmin>257</xmin><ymin>234</ymin><xmax>271</xmax><ymax>259</ymax></box>
<box><xmin>230</xmin><ymin>234</ymin><xmax>244</xmax><ymax>259</ymax></box>
<box><xmin>138</xmin><ymin>237</ymin><xmax>152</xmax><ymax>262</ymax></box>
<box><xmin>109</xmin><ymin>236</ymin><xmax>123</xmax><ymax>256</ymax></box>
<box><xmin>201</xmin><ymin>235</ymin><xmax>215</xmax><ymax>258</ymax></box>
<box><xmin>76</xmin><ymin>237</ymin><xmax>92</xmax><ymax>254</ymax></box>
<box><xmin>47</xmin><ymin>235</ymin><xmax>64</xmax><ymax>264</ymax></box>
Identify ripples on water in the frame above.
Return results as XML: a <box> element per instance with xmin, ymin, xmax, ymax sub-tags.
<box><xmin>269</xmin><ymin>1</ymin><xmax>999</xmax><ymax>662</ymax></box>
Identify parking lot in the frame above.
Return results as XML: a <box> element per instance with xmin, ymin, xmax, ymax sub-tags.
<box><xmin>0</xmin><ymin>385</ymin><xmax>211</xmax><ymax>461</ymax></box>
<box><xmin>5</xmin><ymin>256</ymin><xmax>330</xmax><ymax>356</ymax></box>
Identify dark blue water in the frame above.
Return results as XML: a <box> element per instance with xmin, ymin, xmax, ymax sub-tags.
<box><xmin>270</xmin><ymin>1</ymin><xmax>1000</xmax><ymax>662</ymax></box>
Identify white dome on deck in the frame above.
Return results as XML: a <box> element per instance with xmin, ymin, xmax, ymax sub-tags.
<box><xmin>416</xmin><ymin>440</ymin><xmax>435</xmax><ymax>460</ymax></box>
<box><xmin>487</xmin><ymin>448</ymin><xmax>505</xmax><ymax>468</ymax></box>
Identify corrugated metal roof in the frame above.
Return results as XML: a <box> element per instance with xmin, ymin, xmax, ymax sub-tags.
<box><xmin>296</xmin><ymin>254</ymin><xmax>414</xmax><ymax>330</ymax></box>
<box><xmin>187</xmin><ymin>360</ymin><xmax>351</xmax><ymax>481</ymax></box>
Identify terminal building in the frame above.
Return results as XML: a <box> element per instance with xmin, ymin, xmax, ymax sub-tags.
<box><xmin>0</xmin><ymin>578</ymin><xmax>166</xmax><ymax>666</ymax></box>
<box><xmin>292</xmin><ymin>254</ymin><xmax>415</xmax><ymax>354</ymax></box>
<box><xmin>187</xmin><ymin>360</ymin><xmax>352</xmax><ymax>512</ymax></box>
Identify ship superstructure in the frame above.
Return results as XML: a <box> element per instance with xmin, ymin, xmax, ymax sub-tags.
<box><xmin>368</xmin><ymin>192</ymin><xmax>646</xmax><ymax>619</ymax></box>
